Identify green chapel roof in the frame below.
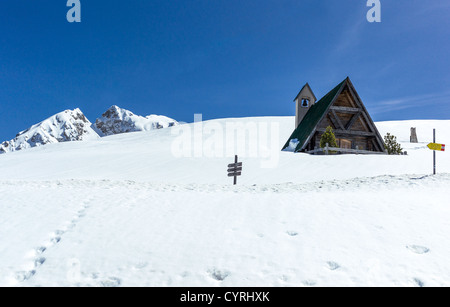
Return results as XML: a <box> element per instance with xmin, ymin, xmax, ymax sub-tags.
<box><xmin>282</xmin><ymin>78</ymin><xmax>347</xmax><ymax>152</ymax></box>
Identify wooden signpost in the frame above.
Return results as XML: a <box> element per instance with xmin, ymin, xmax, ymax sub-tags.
<box><xmin>228</xmin><ymin>155</ymin><xmax>242</xmax><ymax>185</ymax></box>
<box><xmin>428</xmin><ymin>129</ymin><xmax>446</xmax><ymax>175</ymax></box>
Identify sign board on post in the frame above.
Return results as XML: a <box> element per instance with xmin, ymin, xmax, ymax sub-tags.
<box><xmin>227</xmin><ymin>155</ymin><xmax>242</xmax><ymax>185</ymax></box>
<box><xmin>428</xmin><ymin>129</ymin><xmax>446</xmax><ymax>175</ymax></box>
<box><xmin>427</xmin><ymin>143</ymin><xmax>446</xmax><ymax>152</ymax></box>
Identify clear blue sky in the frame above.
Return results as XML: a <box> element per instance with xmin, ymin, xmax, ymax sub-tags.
<box><xmin>1</xmin><ymin>1</ymin><xmax>449</xmax><ymax>141</ymax></box>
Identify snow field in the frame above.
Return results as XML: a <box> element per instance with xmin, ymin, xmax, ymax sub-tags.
<box><xmin>0</xmin><ymin>117</ymin><xmax>449</xmax><ymax>286</ymax></box>
<box><xmin>0</xmin><ymin>173</ymin><xmax>449</xmax><ymax>287</ymax></box>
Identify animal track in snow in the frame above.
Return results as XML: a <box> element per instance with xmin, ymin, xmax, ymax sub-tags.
<box><xmin>51</xmin><ymin>236</ymin><xmax>61</xmax><ymax>244</ymax></box>
<box><xmin>90</xmin><ymin>273</ymin><xmax>99</xmax><ymax>280</ymax></box>
<box><xmin>35</xmin><ymin>247</ymin><xmax>46</xmax><ymax>255</ymax></box>
<box><xmin>326</xmin><ymin>261</ymin><xmax>340</xmax><ymax>271</ymax></box>
<box><xmin>101</xmin><ymin>277</ymin><xmax>122</xmax><ymax>287</ymax></box>
<box><xmin>286</xmin><ymin>231</ymin><xmax>298</xmax><ymax>237</ymax></box>
<box><xmin>180</xmin><ymin>271</ymin><xmax>190</xmax><ymax>278</ymax></box>
<box><xmin>14</xmin><ymin>200</ymin><xmax>92</xmax><ymax>284</ymax></box>
<box><xmin>55</xmin><ymin>230</ymin><xmax>65</xmax><ymax>236</ymax></box>
<box><xmin>407</xmin><ymin>245</ymin><xmax>430</xmax><ymax>255</ymax></box>
<box><xmin>14</xmin><ymin>257</ymin><xmax>46</xmax><ymax>283</ymax></box>
<box><xmin>302</xmin><ymin>280</ymin><xmax>316</xmax><ymax>286</ymax></box>
<box><xmin>413</xmin><ymin>278</ymin><xmax>425</xmax><ymax>287</ymax></box>
<box><xmin>15</xmin><ymin>270</ymin><xmax>36</xmax><ymax>282</ymax></box>
<box><xmin>34</xmin><ymin>257</ymin><xmax>46</xmax><ymax>267</ymax></box>
<box><xmin>208</xmin><ymin>268</ymin><xmax>230</xmax><ymax>281</ymax></box>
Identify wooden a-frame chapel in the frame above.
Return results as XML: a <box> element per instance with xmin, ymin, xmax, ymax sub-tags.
<box><xmin>282</xmin><ymin>77</ymin><xmax>386</xmax><ymax>154</ymax></box>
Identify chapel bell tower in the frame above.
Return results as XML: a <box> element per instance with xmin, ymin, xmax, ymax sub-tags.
<box><xmin>294</xmin><ymin>83</ymin><xmax>317</xmax><ymax>128</ymax></box>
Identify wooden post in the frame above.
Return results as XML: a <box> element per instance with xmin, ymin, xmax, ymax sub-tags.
<box><xmin>433</xmin><ymin>129</ymin><xmax>436</xmax><ymax>175</ymax></box>
<box><xmin>227</xmin><ymin>156</ymin><xmax>242</xmax><ymax>185</ymax></box>
<box><xmin>325</xmin><ymin>143</ymin><xmax>329</xmax><ymax>155</ymax></box>
<box><xmin>234</xmin><ymin>155</ymin><xmax>238</xmax><ymax>185</ymax></box>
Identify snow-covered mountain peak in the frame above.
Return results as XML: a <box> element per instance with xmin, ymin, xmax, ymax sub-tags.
<box><xmin>101</xmin><ymin>105</ymin><xmax>134</xmax><ymax>121</ymax></box>
<box><xmin>95</xmin><ymin>105</ymin><xmax>178</xmax><ymax>136</ymax></box>
<box><xmin>1</xmin><ymin>106</ymin><xmax>179</xmax><ymax>154</ymax></box>
<box><xmin>0</xmin><ymin>108</ymin><xmax>99</xmax><ymax>154</ymax></box>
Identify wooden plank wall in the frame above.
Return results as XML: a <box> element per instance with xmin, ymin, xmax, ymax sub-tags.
<box><xmin>304</xmin><ymin>85</ymin><xmax>383</xmax><ymax>153</ymax></box>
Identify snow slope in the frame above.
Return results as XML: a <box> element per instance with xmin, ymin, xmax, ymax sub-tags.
<box><xmin>95</xmin><ymin>105</ymin><xmax>178</xmax><ymax>136</ymax></box>
<box><xmin>0</xmin><ymin>109</ymin><xmax>98</xmax><ymax>154</ymax></box>
<box><xmin>0</xmin><ymin>117</ymin><xmax>449</xmax><ymax>287</ymax></box>
<box><xmin>0</xmin><ymin>117</ymin><xmax>448</xmax><ymax>183</ymax></box>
